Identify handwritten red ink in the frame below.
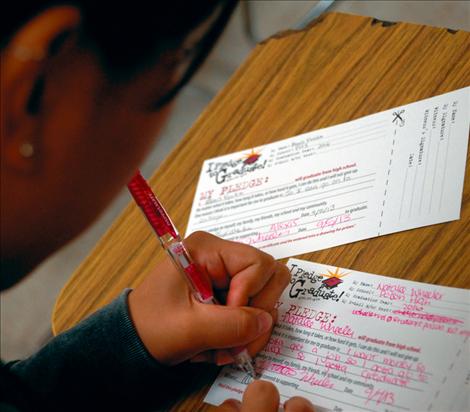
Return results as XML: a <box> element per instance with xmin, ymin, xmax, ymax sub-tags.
<box><xmin>270</xmin><ymin>219</ymin><xmax>299</xmax><ymax>231</ymax></box>
<box><xmin>410</xmin><ymin>288</ymin><xmax>443</xmax><ymax>303</ymax></box>
<box><xmin>281</xmin><ymin>313</ymin><xmax>314</xmax><ymax>328</ymax></box>
<box><xmin>317</xmin><ymin>213</ymin><xmax>351</xmax><ymax>229</ymax></box>
<box><xmin>300</xmin><ymin>372</ymin><xmax>334</xmax><ymax>389</ymax></box>
<box><xmin>377</xmin><ymin>283</ymin><xmax>406</xmax><ymax>301</ymax></box>
<box><xmin>265</xmin><ymin>337</ymin><xmax>284</xmax><ymax>355</ymax></box>
<box><xmin>361</xmin><ymin>369</ymin><xmax>409</xmax><ymax>387</ymax></box>
<box><xmin>319</xmin><ymin>321</ymin><xmax>354</xmax><ymax>338</ymax></box>
<box><xmin>392</xmin><ymin>310</ymin><xmax>463</xmax><ymax>325</ymax></box>
<box><xmin>365</xmin><ymin>387</ymin><xmax>395</xmax><ymax>406</ymax></box>
<box><xmin>347</xmin><ymin>349</ymin><xmax>377</xmax><ymax>362</ymax></box>
<box><xmin>382</xmin><ymin>357</ymin><xmax>412</xmax><ymax>370</ymax></box>
<box><xmin>246</xmin><ymin>229</ymin><xmax>290</xmax><ymax>245</ymax></box>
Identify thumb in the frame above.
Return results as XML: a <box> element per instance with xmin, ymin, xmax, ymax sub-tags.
<box><xmin>194</xmin><ymin>305</ymin><xmax>273</xmax><ymax>350</ymax></box>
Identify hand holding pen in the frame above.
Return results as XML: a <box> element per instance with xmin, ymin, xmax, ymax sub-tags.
<box><xmin>127</xmin><ymin>171</ymin><xmax>290</xmax><ymax>372</ymax></box>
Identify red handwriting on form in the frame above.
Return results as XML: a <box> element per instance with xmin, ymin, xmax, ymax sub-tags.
<box><xmin>364</xmin><ymin>388</ymin><xmax>395</xmax><ymax>406</ymax></box>
<box><xmin>392</xmin><ymin>310</ymin><xmax>463</xmax><ymax>325</ymax></box>
<box><xmin>377</xmin><ymin>283</ymin><xmax>406</xmax><ymax>301</ymax></box>
<box><xmin>319</xmin><ymin>321</ymin><xmax>355</xmax><ymax>338</ymax></box>
<box><xmin>317</xmin><ymin>353</ymin><xmax>348</xmax><ymax>373</ymax></box>
<box><xmin>257</xmin><ymin>359</ymin><xmax>297</xmax><ymax>377</ymax></box>
<box><xmin>409</xmin><ymin>288</ymin><xmax>443</xmax><ymax>306</ymax></box>
<box><xmin>317</xmin><ymin>213</ymin><xmax>351</xmax><ymax>229</ymax></box>
<box><xmin>265</xmin><ymin>337</ymin><xmax>284</xmax><ymax>355</ymax></box>
<box><xmin>281</xmin><ymin>313</ymin><xmax>314</xmax><ymax>328</ymax></box>
<box><xmin>382</xmin><ymin>357</ymin><xmax>412</xmax><ymax>370</ymax></box>
<box><xmin>245</xmin><ymin>229</ymin><xmax>289</xmax><ymax>245</ymax></box>
<box><xmin>300</xmin><ymin>372</ymin><xmax>334</xmax><ymax>389</ymax></box>
<box><xmin>346</xmin><ymin>349</ymin><xmax>377</xmax><ymax>367</ymax></box>
<box><xmin>258</xmin><ymin>359</ymin><xmax>336</xmax><ymax>390</ymax></box>
<box><xmin>289</xmin><ymin>343</ymin><xmax>305</xmax><ymax>360</ymax></box>
<box><xmin>361</xmin><ymin>369</ymin><xmax>409</xmax><ymax>387</ymax></box>
<box><xmin>270</xmin><ymin>219</ymin><xmax>299</xmax><ymax>231</ymax></box>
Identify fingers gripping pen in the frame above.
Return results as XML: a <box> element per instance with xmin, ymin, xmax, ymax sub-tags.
<box><xmin>128</xmin><ymin>171</ymin><xmax>256</xmax><ymax>377</ymax></box>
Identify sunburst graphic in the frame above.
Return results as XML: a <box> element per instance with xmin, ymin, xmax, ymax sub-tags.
<box><xmin>242</xmin><ymin>149</ymin><xmax>261</xmax><ymax>165</ymax></box>
<box><xmin>320</xmin><ymin>267</ymin><xmax>349</xmax><ymax>289</ymax></box>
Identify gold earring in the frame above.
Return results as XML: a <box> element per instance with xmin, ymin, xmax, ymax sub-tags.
<box><xmin>19</xmin><ymin>142</ymin><xmax>35</xmax><ymax>158</ymax></box>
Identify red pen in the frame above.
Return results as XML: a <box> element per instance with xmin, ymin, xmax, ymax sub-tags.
<box><xmin>128</xmin><ymin>171</ymin><xmax>256</xmax><ymax>377</ymax></box>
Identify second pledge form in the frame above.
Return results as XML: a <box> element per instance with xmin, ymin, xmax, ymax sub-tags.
<box><xmin>186</xmin><ymin>88</ymin><xmax>469</xmax><ymax>258</ymax></box>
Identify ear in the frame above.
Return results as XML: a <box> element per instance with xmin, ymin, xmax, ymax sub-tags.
<box><xmin>1</xmin><ymin>6</ymin><xmax>81</xmax><ymax>173</ymax></box>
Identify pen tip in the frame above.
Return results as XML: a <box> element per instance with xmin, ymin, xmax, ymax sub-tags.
<box><xmin>241</xmin><ymin>360</ymin><xmax>257</xmax><ymax>379</ymax></box>
<box><xmin>234</xmin><ymin>349</ymin><xmax>257</xmax><ymax>379</ymax></box>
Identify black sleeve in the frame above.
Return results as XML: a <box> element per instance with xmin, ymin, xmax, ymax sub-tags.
<box><xmin>7</xmin><ymin>289</ymin><xmax>213</xmax><ymax>411</ymax></box>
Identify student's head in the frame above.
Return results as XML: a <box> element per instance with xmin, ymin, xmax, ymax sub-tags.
<box><xmin>1</xmin><ymin>0</ymin><xmax>236</xmax><ymax>288</ymax></box>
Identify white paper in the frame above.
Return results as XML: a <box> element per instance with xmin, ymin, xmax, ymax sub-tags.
<box><xmin>186</xmin><ymin>88</ymin><xmax>469</xmax><ymax>259</ymax></box>
<box><xmin>205</xmin><ymin>259</ymin><xmax>470</xmax><ymax>412</ymax></box>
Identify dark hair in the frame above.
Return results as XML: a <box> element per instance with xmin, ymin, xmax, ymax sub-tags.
<box><xmin>2</xmin><ymin>1</ymin><xmax>234</xmax><ymax>77</ymax></box>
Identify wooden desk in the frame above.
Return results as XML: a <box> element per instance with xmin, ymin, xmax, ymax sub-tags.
<box><xmin>52</xmin><ymin>12</ymin><xmax>470</xmax><ymax>411</ymax></box>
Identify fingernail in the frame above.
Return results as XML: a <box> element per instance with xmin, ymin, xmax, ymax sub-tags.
<box><xmin>216</xmin><ymin>359</ymin><xmax>234</xmax><ymax>366</ymax></box>
<box><xmin>257</xmin><ymin>311</ymin><xmax>273</xmax><ymax>334</ymax></box>
<box><xmin>216</xmin><ymin>351</ymin><xmax>235</xmax><ymax>366</ymax></box>
<box><xmin>190</xmin><ymin>353</ymin><xmax>208</xmax><ymax>363</ymax></box>
<box><xmin>223</xmin><ymin>399</ymin><xmax>242</xmax><ymax>411</ymax></box>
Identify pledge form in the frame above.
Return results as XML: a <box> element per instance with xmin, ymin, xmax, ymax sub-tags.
<box><xmin>205</xmin><ymin>259</ymin><xmax>470</xmax><ymax>412</ymax></box>
<box><xmin>186</xmin><ymin>88</ymin><xmax>469</xmax><ymax>258</ymax></box>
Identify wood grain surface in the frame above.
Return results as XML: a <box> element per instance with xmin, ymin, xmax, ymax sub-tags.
<box><xmin>52</xmin><ymin>12</ymin><xmax>470</xmax><ymax>411</ymax></box>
